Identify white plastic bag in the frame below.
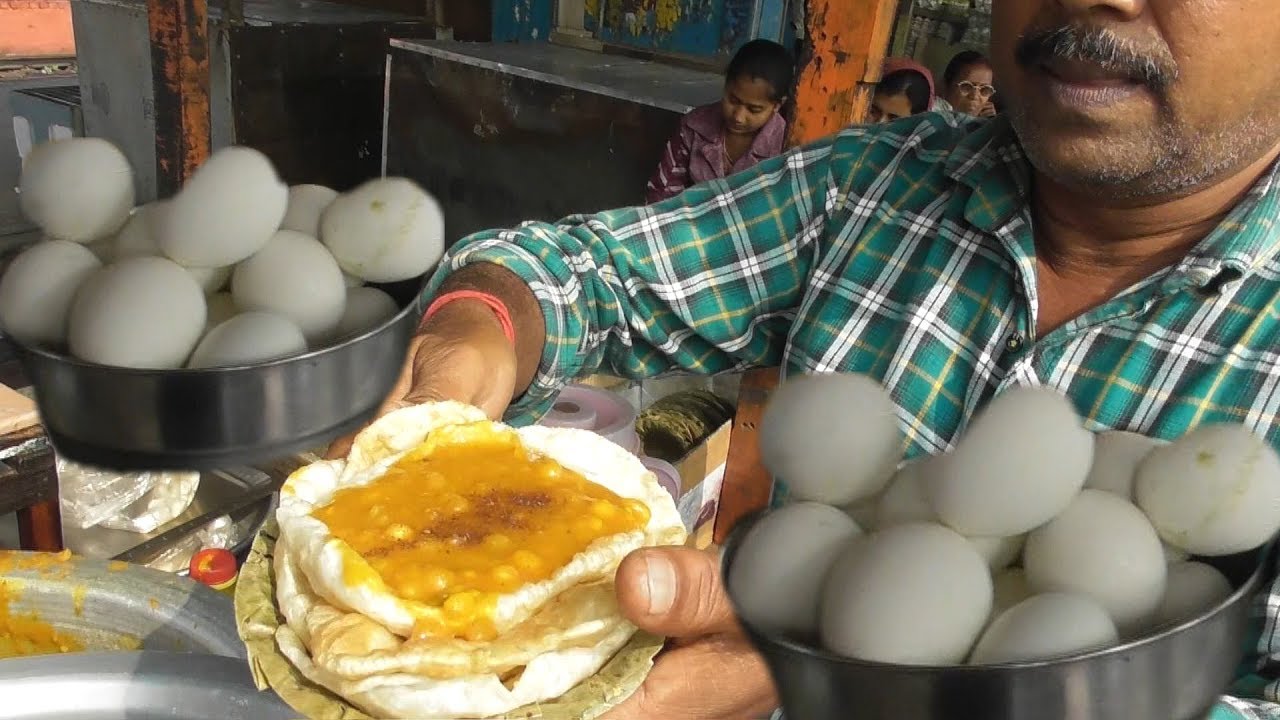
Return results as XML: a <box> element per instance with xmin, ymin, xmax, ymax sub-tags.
<box><xmin>144</xmin><ymin>515</ymin><xmax>239</xmax><ymax>573</ymax></box>
<box><xmin>99</xmin><ymin>472</ymin><xmax>201</xmax><ymax>533</ymax></box>
<box><xmin>56</xmin><ymin>457</ymin><xmax>199</xmax><ymax>532</ymax></box>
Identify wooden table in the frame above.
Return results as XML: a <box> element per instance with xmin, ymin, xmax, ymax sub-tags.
<box><xmin>714</xmin><ymin>367</ymin><xmax>780</xmax><ymax>544</ymax></box>
<box><xmin>0</xmin><ymin>356</ymin><xmax>62</xmax><ymax>552</ymax></box>
<box><xmin>0</xmin><ymin>423</ymin><xmax>62</xmax><ymax>551</ymax></box>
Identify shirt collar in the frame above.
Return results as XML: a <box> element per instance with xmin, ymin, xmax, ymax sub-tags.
<box><xmin>1179</xmin><ymin>159</ymin><xmax>1280</xmax><ymax>276</ymax></box>
<box><xmin>941</xmin><ymin>115</ymin><xmax>1280</xmax><ymax>284</ymax></box>
<box><xmin>942</xmin><ymin>115</ymin><xmax>1031</xmax><ymax>233</ymax></box>
<box><xmin>687</xmin><ymin>102</ymin><xmax>786</xmax><ymax>159</ymax></box>
<box><xmin>685</xmin><ymin>103</ymin><xmax>724</xmax><ymax>141</ymax></box>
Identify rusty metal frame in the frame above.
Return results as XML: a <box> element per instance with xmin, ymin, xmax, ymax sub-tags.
<box><xmin>787</xmin><ymin>0</ymin><xmax>899</xmax><ymax>146</ymax></box>
<box><xmin>147</xmin><ymin>0</ymin><xmax>211</xmax><ymax>196</ymax></box>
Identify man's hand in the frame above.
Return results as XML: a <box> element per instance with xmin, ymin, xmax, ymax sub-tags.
<box><xmin>602</xmin><ymin>547</ymin><xmax>780</xmax><ymax>720</ymax></box>
<box><xmin>324</xmin><ymin>298</ymin><xmax>519</xmax><ymax>458</ymax></box>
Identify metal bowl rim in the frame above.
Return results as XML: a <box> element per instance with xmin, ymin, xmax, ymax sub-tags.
<box><xmin>723</xmin><ymin>509</ymin><xmax>1274</xmax><ymax>674</ymax></box>
<box><xmin>10</xmin><ymin>297</ymin><xmax>421</xmax><ymax>376</ymax></box>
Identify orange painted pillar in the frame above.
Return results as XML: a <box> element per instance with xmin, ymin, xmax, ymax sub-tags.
<box><xmin>147</xmin><ymin>0</ymin><xmax>210</xmax><ymax>195</ymax></box>
<box><xmin>787</xmin><ymin>0</ymin><xmax>899</xmax><ymax>146</ymax></box>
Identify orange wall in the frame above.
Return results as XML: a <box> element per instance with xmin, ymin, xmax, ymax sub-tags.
<box><xmin>0</xmin><ymin>0</ymin><xmax>75</xmax><ymax>60</ymax></box>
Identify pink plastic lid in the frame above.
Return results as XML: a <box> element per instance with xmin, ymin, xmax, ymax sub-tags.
<box><xmin>541</xmin><ymin>385</ymin><xmax>641</xmax><ymax>454</ymax></box>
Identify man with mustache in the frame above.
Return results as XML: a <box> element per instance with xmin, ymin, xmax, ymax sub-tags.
<box><xmin>336</xmin><ymin>0</ymin><xmax>1280</xmax><ymax>717</ymax></box>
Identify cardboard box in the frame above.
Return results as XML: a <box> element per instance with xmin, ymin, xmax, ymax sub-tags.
<box><xmin>577</xmin><ymin>373</ymin><xmax>734</xmax><ymax>549</ymax></box>
<box><xmin>672</xmin><ymin>420</ymin><xmax>731</xmax><ymax>550</ymax></box>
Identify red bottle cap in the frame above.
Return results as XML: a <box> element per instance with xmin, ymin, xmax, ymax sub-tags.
<box><xmin>189</xmin><ymin>548</ymin><xmax>237</xmax><ymax>587</ymax></box>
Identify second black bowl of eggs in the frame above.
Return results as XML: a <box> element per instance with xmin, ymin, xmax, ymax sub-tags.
<box><xmin>725</xmin><ymin>375</ymin><xmax>1280</xmax><ymax>720</ymax></box>
<box><xmin>1</xmin><ymin>139</ymin><xmax>446</xmax><ymax>470</ymax></box>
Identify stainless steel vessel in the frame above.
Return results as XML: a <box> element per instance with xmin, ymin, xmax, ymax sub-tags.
<box><xmin>0</xmin><ymin>550</ymin><xmax>246</xmax><ymax>657</ymax></box>
<box><xmin>722</xmin><ymin>512</ymin><xmax>1271</xmax><ymax>720</ymax></box>
<box><xmin>9</xmin><ymin>277</ymin><xmax>425</xmax><ymax>471</ymax></box>
<box><xmin>0</xmin><ymin>651</ymin><xmax>297</xmax><ymax>719</ymax></box>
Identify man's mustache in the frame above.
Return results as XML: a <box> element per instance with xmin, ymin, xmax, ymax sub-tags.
<box><xmin>1015</xmin><ymin>25</ymin><xmax>1179</xmax><ymax>92</ymax></box>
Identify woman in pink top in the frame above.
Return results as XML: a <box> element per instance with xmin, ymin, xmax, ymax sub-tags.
<box><xmin>645</xmin><ymin>39</ymin><xmax>795</xmax><ymax>204</ymax></box>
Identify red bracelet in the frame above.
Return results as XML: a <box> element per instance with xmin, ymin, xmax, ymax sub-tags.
<box><xmin>421</xmin><ymin>290</ymin><xmax>517</xmax><ymax>347</ymax></box>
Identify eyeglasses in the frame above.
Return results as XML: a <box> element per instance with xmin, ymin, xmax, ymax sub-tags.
<box><xmin>957</xmin><ymin>81</ymin><xmax>996</xmax><ymax>99</ymax></box>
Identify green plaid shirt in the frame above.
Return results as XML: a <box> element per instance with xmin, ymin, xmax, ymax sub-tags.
<box><xmin>426</xmin><ymin>113</ymin><xmax>1280</xmax><ymax>718</ymax></box>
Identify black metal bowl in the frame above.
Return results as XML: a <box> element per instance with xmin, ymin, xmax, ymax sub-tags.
<box><xmin>722</xmin><ymin>511</ymin><xmax>1272</xmax><ymax>720</ymax></box>
<box><xmin>7</xmin><ymin>276</ymin><xmax>426</xmax><ymax>471</ymax></box>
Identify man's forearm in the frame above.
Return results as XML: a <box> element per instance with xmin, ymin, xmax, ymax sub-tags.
<box><xmin>430</xmin><ymin>263</ymin><xmax>546</xmax><ymax>399</ymax></box>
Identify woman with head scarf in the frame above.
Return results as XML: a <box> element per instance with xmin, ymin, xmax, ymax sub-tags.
<box><xmin>870</xmin><ymin>57</ymin><xmax>936</xmax><ymax>123</ymax></box>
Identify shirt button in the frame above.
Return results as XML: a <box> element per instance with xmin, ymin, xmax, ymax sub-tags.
<box><xmin>1005</xmin><ymin>334</ymin><xmax>1024</xmax><ymax>352</ymax></box>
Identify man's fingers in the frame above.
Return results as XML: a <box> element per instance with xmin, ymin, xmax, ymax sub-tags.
<box><xmin>600</xmin><ymin>637</ymin><xmax>778</xmax><ymax>720</ymax></box>
<box><xmin>323</xmin><ymin>434</ymin><xmax>355</xmax><ymax>460</ymax></box>
<box><xmin>614</xmin><ymin>546</ymin><xmax>740</xmax><ymax>639</ymax></box>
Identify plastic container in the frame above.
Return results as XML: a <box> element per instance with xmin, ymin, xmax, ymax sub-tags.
<box><xmin>189</xmin><ymin>548</ymin><xmax>238</xmax><ymax>597</ymax></box>
<box><xmin>541</xmin><ymin>384</ymin><xmax>641</xmax><ymax>454</ymax></box>
<box><xmin>640</xmin><ymin>456</ymin><xmax>681</xmax><ymax>501</ymax></box>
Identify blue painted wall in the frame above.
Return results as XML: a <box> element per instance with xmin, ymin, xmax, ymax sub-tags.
<box><xmin>492</xmin><ymin>0</ymin><xmax>554</xmax><ymax>42</ymax></box>
<box><xmin>584</xmin><ymin>0</ymin><xmax>774</xmax><ymax>59</ymax></box>
<box><xmin>491</xmin><ymin>0</ymin><xmax>783</xmax><ymax>59</ymax></box>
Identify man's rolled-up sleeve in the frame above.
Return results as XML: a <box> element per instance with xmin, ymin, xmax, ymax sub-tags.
<box><xmin>422</xmin><ymin>138</ymin><xmax>839</xmax><ymax>424</ymax></box>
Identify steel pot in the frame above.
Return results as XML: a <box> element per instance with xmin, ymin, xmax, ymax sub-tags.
<box><xmin>8</xmin><ymin>276</ymin><xmax>425</xmax><ymax>471</ymax></box>
<box><xmin>722</xmin><ymin>512</ymin><xmax>1272</xmax><ymax>720</ymax></box>
<box><xmin>0</xmin><ymin>651</ymin><xmax>297</xmax><ymax>719</ymax></box>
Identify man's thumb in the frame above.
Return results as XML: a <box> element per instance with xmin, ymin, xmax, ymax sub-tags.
<box><xmin>614</xmin><ymin>546</ymin><xmax>740</xmax><ymax>638</ymax></box>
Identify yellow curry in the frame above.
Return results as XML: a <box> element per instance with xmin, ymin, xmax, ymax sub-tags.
<box><xmin>312</xmin><ymin>423</ymin><xmax>651</xmax><ymax>640</ymax></box>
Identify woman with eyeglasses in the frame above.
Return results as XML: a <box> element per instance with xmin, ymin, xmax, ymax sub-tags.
<box><xmin>939</xmin><ymin>50</ymin><xmax>997</xmax><ymax>118</ymax></box>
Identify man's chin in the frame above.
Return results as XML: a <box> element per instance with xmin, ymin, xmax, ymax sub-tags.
<box><xmin>1019</xmin><ymin>140</ymin><xmax>1163</xmax><ymax>198</ymax></box>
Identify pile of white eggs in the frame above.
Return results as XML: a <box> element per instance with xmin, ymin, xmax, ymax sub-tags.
<box><xmin>0</xmin><ymin>137</ymin><xmax>446</xmax><ymax>369</ymax></box>
<box><xmin>729</xmin><ymin>373</ymin><xmax>1280</xmax><ymax>667</ymax></box>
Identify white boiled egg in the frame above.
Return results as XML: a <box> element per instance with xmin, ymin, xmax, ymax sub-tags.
<box><xmin>0</xmin><ymin>240</ymin><xmax>101</xmax><ymax>345</ymax></box>
<box><xmin>1153</xmin><ymin>561</ymin><xmax>1232</xmax><ymax>627</ymax></box>
<box><xmin>927</xmin><ymin>386</ymin><xmax>1093</xmax><ymax>537</ymax></box>
<box><xmin>204</xmin><ymin>292</ymin><xmax>239</xmax><ymax>332</ymax></box>
<box><xmin>186</xmin><ymin>265</ymin><xmax>232</xmax><ymax>294</ymax></box>
<box><xmin>970</xmin><ymin>593</ymin><xmax>1117</xmax><ymax>665</ymax></box>
<box><xmin>342</xmin><ymin>271</ymin><xmax>365</xmax><ymax>288</ymax></box>
<box><xmin>875</xmin><ymin>459</ymin><xmax>936</xmax><ymax>529</ymax></box>
<box><xmin>231</xmin><ymin>230</ymin><xmax>346</xmax><ymax>343</ymax></box>
<box><xmin>991</xmin><ymin>568</ymin><xmax>1033</xmax><ymax>620</ymax></box>
<box><xmin>188</xmin><ymin>312</ymin><xmax>307</xmax><ymax>368</ymax></box>
<box><xmin>760</xmin><ymin>373</ymin><xmax>903</xmax><ymax>506</ymax></box>
<box><xmin>970</xmin><ymin>535</ymin><xmax>1025</xmax><ymax>573</ymax></box>
<box><xmin>877</xmin><ymin>457</ymin><xmax>1022</xmax><ymax>569</ymax></box>
<box><xmin>84</xmin><ymin>236</ymin><xmax>115</xmax><ymax>263</ymax></box>
<box><xmin>842</xmin><ymin>494</ymin><xmax>881</xmax><ymax>530</ymax></box>
<box><xmin>1164</xmin><ymin>545</ymin><xmax>1189</xmax><ymax>564</ymax></box>
<box><xmin>1024</xmin><ymin>489</ymin><xmax>1166</xmax><ymax>632</ymax></box>
<box><xmin>280</xmin><ymin>184</ymin><xmax>339</xmax><ymax>238</ymax></box>
<box><xmin>68</xmin><ymin>257</ymin><xmax>206</xmax><ymax>368</ymax></box>
<box><xmin>727</xmin><ymin>502</ymin><xmax>861</xmax><ymax>635</ymax></box>
<box><xmin>112</xmin><ymin>203</ymin><xmax>162</xmax><ymax>260</ymax></box>
<box><xmin>156</xmin><ymin>146</ymin><xmax>287</xmax><ymax>268</ymax></box>
<box><xmin>1085</xmin><ymin>430</ymin><xmax>1163</xmax><ymax>498</ymax></box>
<box><xmin>331</xmin><ymin>286</ymin><xmax>398</xmax><ymax>341</ymax></box>
<box><xmin>821</xmin><ymin>523</ymin><xmax>992</xmax><ymax>665</ymax></box>
<box><xmin>320</xmin><ymin>177</ymin><xmax>445</xmax><ymax>282</ymax></box>
<box><xmin>1135</xmin><ymin>423</ymin><xmax>1280</xmax><ymax>556</ymax></box>
<box><xmin>19</xmin><ymin>137</ymin><xmax>134</xmax><ymax>242</ymax></box>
